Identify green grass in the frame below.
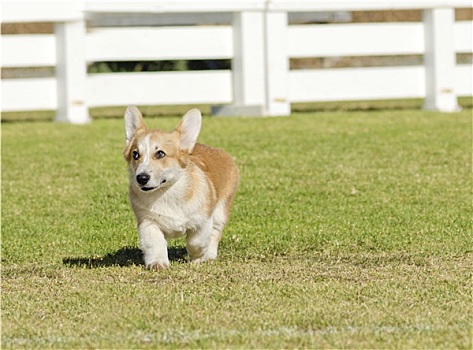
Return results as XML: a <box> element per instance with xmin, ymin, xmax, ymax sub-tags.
<box><xmin>2</xmin><ymin>109</ymin><xmax>472</xmax><ymax>349</ymax></box>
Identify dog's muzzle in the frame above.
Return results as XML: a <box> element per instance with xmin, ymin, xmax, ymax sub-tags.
<box><xmin>136</xmin><ymin>173</ymin><xmax>167</xmax><ymax>192</ymax></box>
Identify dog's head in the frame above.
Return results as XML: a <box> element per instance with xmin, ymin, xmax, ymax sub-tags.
<box><xmin>123</xmin><ymin>106</ymin><xmax>201</xmax><ymax>193</ymax></box>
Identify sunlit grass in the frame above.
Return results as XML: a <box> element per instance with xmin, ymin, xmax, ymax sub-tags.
<box><xmin>2</xmin><ymin>109</ymin><xmax>471</xmax><ymax>348</ymax></box>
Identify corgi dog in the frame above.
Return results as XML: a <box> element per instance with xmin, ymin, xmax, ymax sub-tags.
<box><xmin>124</xmin><ymin>106</ymin><xmax>239</xmax><ymax>270</ymax></box>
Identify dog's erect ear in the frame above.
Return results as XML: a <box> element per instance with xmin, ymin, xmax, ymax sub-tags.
<box><xmin>174</xmin><ymin>108</ymin><xmax>202</xmax><ymax>153</ymax></box>
<box><xmin>124</xmin><ymin>105</ymin><xmax>147</xmax><ymax>145</ymax></box>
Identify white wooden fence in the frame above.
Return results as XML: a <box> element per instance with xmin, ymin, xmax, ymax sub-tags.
<box><xmin>2</xmin><ymin>1</ymin><xmax>472</xmax><ymax>123</ymax></box>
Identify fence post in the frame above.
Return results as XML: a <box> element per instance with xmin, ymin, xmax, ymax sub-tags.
<box><xmin>423</xmin><ymin>8</ymin><xmax>460</xmax><ymax>112</ymax></box>
<box><xmin>264</xmin><ymin>10</ymin><xmax>290</xmax><ymax>116</ymax></box>
<box><xmin>212</xmin><ymin>11</ymin><xmax>266</xmax><ymax>116</ymax></box>
<box><xmin>54</xmin><ymin>19</ymin><xmax>91</xmax><ymax>123</ymax></box>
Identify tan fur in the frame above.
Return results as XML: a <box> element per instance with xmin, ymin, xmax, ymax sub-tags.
<box><xmin>124</xmin><ymin>106</ymin><xmax>239</xmax><ymax>270</ymax></box>
<box><xmin>190</xmin><ymin>144</ymin><xmax>239</xmax><ymax>220</ymax></box>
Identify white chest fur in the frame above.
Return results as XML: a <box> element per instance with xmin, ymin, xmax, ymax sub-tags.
<box><xmin>131</xmin><ymin>174</ymin><xmax>210</xmax><ymax>239</ymax></box>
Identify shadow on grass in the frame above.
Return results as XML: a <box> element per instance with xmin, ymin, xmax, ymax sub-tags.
<box><xmin>63</xmin><ymin>246</ymin><xmax>188</xmax><ymax>268</ymax></box>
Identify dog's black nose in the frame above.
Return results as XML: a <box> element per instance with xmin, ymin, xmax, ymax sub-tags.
<box><xmin>136</xmin><ymin>173</ymin><xmax>150</xmax><ymax>185</ymax></box>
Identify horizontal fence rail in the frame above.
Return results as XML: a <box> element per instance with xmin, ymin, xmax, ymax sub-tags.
<box><xmin>86</xmin><ymin>26</ymin><xmax>233</xmax><ymax>61</ymax></box>
<box><xmin>1</xmin><ymin>1</ymin><xmax>472</xmax><ymax>122</ymax></box>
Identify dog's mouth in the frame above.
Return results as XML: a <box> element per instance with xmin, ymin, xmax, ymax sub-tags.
<box><xmin>140</xmin><ymin>186</ymin><xmax>157</xmax><ymax>192</ymax></box>
<box><xmin>139</xmin><ymin>179</ymin><xmax>167</xmax><ymax>192</ymax></box>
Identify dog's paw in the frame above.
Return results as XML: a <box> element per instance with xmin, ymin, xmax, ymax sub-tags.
<box><xmin>145</xmin><ymin>260</ymin><xmax>170</xmax><ymax>270</ymax></box>
<box><xmin>190</xmin><ymin>254</ymin><xmax>217</xmax><ymax>264</ymax></box>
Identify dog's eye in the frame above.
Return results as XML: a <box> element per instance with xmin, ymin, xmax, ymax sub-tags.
<box><xmin>156</xmin><ymin>150</ymin><xmax>166</xmax><ymax>159</ymax></box>
<box><xmin>132</xmin><ymin>151</ymin><xmax>140</xmax><ymax>160</ymax></box>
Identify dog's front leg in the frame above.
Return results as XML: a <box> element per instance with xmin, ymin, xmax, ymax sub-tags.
<box><xmin>138</xmin><ymin>220</ymin><xmax>169</xmax><ymax>270</ymax></box>
<box><xmin>186</xmin><ymin>218</ymin><xmax>214</xmax><ymax>263</ymax></box>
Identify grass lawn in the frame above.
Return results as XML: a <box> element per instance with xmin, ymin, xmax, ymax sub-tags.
<box><xmin>1</xmin><ymin>108</ymin><xmax>472</xmax><ymax>348</ymax></box>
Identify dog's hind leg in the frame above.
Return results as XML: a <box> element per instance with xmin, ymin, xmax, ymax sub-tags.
<box><xmin>206</xmin><ymin>200</ymin><xmax>229</xmax><ymax>260</ymax></box>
